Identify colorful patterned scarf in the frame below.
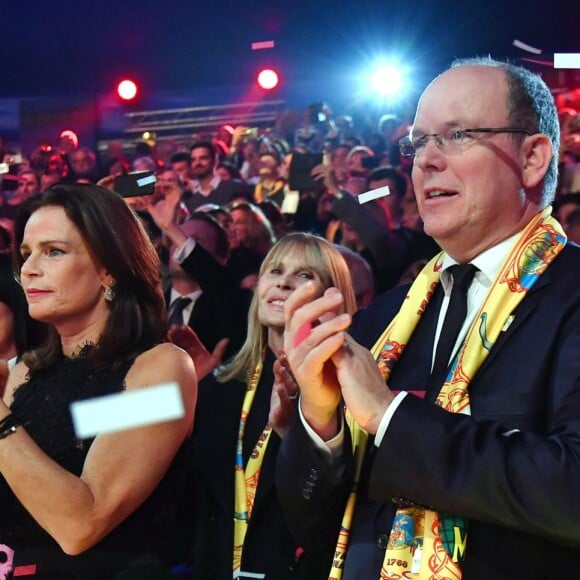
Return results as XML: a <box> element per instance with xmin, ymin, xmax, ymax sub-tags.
<box><xmin>329</xmin><ymin>207</ymin><xmax>566</xmax><ymax>579</ymax></box>
<box><xmin>233</xmin><ymin>359</ymin><xmax>274</xmax><ymax>574</ymax></box>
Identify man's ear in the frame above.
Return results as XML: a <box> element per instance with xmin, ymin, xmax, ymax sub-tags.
<box><xmin>521</xmin><ymin>133</ymin><xmax>553</xmax><ymax>191</ymax></box>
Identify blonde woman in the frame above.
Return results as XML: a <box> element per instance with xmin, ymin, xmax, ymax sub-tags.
<box><xmin>191</xmin><ymin>232</ymin><xmax>356</xmax><ymax>580</ymax></box>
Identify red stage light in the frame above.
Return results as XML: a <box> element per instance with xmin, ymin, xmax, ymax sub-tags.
<box><xmin>257</xmin><ymin>68</ymin><xmax>279</xmax><ymax>90</ymax></box>
<box><xmin>117</xmin><ymin>79</ymin><xmax>138</xmax><ymax>101</ymax></box>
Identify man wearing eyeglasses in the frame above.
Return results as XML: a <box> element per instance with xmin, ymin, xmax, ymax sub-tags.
<box><xmin>278</xmin><ymin>57</ymin><xmax>580</xmax><ymax>579</ymax></box>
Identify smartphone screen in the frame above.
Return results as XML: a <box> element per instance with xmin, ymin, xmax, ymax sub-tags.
<box><xmin>114</xmin><ymin>171</ymin><xmax>156</xmax><ymax>197</ymax></box>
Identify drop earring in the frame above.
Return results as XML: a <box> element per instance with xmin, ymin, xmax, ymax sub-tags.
<box><xmin>104</xmin><ymin>285</ymin><xmax>115</xmax><ymax>302</ymax></box>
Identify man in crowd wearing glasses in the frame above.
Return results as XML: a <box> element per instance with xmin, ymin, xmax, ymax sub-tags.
<box><xmin>278</xmin><ymin>57</ymin><xmax>580</xmax><ymax>579</ymax></box>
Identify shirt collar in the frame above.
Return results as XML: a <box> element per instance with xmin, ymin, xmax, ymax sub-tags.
<box><xmin>439</xmin><ymin>232</ymin><xmax>521</xmax><ymax>292</ymax></box>
<box><xmin>170</xmin><ymin>288</ymin><xmax>202</xmax><ymax>306</ymax></box>
<box><xmin>190</xmin><ymin>173</ymin><xmax>221</xmax><ymax>195</ymax></box>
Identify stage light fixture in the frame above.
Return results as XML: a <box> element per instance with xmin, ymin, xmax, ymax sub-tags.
<box><xmin>117</xmin><ymin>79</ymin><xmax>138</xmax><ymax>101</ymax></box>
<box><xmin>371</xmin><ymin>65</ymin><xmax>404</xmax><ymax>96</ymax></box>
<box><xmin>257</xmin><ymin>68</ymin><xmax>279</xmax><ymax>90</ymax></box>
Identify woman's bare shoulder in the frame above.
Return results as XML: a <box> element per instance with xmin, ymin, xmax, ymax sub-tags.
<box><xmin>126</xmin><ymin>343</ymin><xmax>196</xmax><ymax>391</ymax></box>
<box><xmin>133</xmin><ymin>342</ymin><xmax>193</xmax><ymax>368</ymax></box>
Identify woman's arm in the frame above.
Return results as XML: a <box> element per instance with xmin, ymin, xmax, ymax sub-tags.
<box><xmin>0</xmin><ymin>343</ymin><xmax>196</xmax><ymax>555</ymax></box>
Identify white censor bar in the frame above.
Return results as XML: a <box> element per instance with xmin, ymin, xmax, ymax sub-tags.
<box><xmin>512</xmin><ymin>40</ymin><xmax>542</xmax><ymax>55</ymax></box>
<box><xmin>71</xmin><ymin>382</ymin><xmax>184</xmax><ymax>438</ymax></box>
<box><xmin>136</xmin><ymin>173</ymin><xmax>156</xmax><ymax>187</ymax></box>
<box><xmin>358</xmin><ymin>185</ymin><xmax>390</xmax><ymax>204</ymax></box>
<box><xmin>554</xmin><ymin>53</ymin><xmax>580</xmax><ymax>69</ymax></box>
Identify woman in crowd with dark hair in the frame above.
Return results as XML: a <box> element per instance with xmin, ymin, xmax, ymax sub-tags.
<box><xmin>0</xmin><ymin>183</ymin><xmax>196</xmax><ymax>578</ymax></box>
<box><xmin>0</xmin><ymin>252</ymin><xmax>45</xmax><ymax>391</ymax></box>
<box><xmin>191</xmin><ymin>232</ymin><xmax>356</xmax><ymax>580</ymax></box>
<box><xmin>227</xmin><ymin>200</ymin><xmax>278</xmax><ymax>290</ymax></box>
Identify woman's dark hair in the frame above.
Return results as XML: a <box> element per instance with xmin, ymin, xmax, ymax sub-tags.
<box><xmin>0</xmin><ymin>221</ymin><xmax>12</xmax><ymax>253</ymax></box>
<box><xmin>12</xmin><ymin>184</ymin><xmax>167</xmax><ymax>371</ymax></box>
<box><xmin>0</xmin><ymin>253</ymin><xmax>46</xmax><ymax>356</ymax></box>
<box><xmin>258</xmin><ymin>199</ymin><xmax>285</xmax><ymax>233</ymax></box>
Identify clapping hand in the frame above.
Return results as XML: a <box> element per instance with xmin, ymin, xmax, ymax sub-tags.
<box><xmin>269</xmin><ymin>351</ymin><xmax>300</xmax><ymax>439</ymax></box>
<box><xmin>284</xmin><ymin>282</ymin><xmax>394</xmax><ymax>436</ymax></box>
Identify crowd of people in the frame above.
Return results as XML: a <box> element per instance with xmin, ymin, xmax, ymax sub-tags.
<box><xmin>0</xmin><ymin>55</ymin><xmax>579</xmax><ymax>579</ymax></box>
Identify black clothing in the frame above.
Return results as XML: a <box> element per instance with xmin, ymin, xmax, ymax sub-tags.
<box><xmin>175</xmin><ymin>242</ymin><xmax>253</xmax><ymax>359</ymax></box>
<box><xmin>227</xmin><ymin>246</ymin><xmax>264</xmax><ymax>287</ymax></box>
<box><xmin>330</xmin><ymin>192</ymin><xmax>440</xmax><ymax>292</ymax></box>
<box><xmin>190</xmin><ymin>350</ymin><xmax>334</xmax><ymax>580</ymax></box>
<box><xmin>1</xmin><ymin>348</ymin><xmax>192</xmax><ymax>579</ymax></box>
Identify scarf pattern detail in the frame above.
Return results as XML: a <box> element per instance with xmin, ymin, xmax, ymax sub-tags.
<box><xmin>233</xmin><ymin>359</ymin><xmax>274</xmax><ymax>574</ymax></box>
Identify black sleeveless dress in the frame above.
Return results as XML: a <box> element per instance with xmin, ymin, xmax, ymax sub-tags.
<box><xmin>0</xmin><ymin>348</ymin><xmax>194</xmax><ymax>579</ymax></box>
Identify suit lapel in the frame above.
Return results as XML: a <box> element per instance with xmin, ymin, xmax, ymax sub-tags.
<box><xmin>475</xmin><ymin>268</ymin><xmax>553</xmax><ymax>374</ymax></box>
<box><xmin>389</xmin><ymin>268</ymin><xmax>554</xmax><ymax>399</ymax></box>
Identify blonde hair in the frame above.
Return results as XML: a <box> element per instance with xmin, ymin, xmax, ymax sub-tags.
<box><xmin>216</xmin><ymin>232</ymin><xmax>357</xmax><ymax>383</ymax></box>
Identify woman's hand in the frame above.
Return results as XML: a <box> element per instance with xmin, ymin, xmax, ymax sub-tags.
<box><xmin>283</xmin><ymin>283</ymin><xmax>349</xmax><ymax>440</ymax></box>
<box><xmin>268</xmin><ymin>352</ymin><xmax>299</xmax><ymax>439</ymax></box>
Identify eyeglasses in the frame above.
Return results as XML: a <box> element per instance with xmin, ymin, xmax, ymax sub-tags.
<box><xmin>399</xmin><ymin>127</ymin><xmax>533</xmax><ymax>157</ymax></box>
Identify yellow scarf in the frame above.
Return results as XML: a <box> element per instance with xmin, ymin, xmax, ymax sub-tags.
<box><xmin>329</xmin><ymin>207</ymin><xmax>566</xmax><ymax>579</ymax></box>
<box><xmin>255</xmin><ymin>179</ymin><xmax>285</xmax><ymax>203</ymax></box>
<box><xmin>233</xmin><ymin>359</ymin><xmax>274</xmax><ymax>574</ymax></box>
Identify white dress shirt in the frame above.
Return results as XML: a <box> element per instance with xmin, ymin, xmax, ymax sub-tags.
<box><xmin>169</xmin><ymin>288</ymin><xmax>203</xmax><ymax>325</ymax></box>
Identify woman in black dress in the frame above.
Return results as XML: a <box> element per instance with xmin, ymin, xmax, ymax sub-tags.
<box><xmin>0</xmin><ymin>184</ymin><xmax>196</xmax><ymax>579</ymax></box>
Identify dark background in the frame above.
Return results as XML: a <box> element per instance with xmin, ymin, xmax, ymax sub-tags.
<box><xmin>0</xmin><ymin>0</ymin><xmax>578</xmax><ymax>147</ymax></box>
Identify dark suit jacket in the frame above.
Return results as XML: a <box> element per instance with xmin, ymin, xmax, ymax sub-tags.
<box><xmin>190</xmin><ymin>351</ymin><xmax>335</xmax><ymax>580</ymax></box>
<box><xmin>169</xmin><ymin>242</ymin><xmax>252</xmax><ymax>359</ymax></box>
<box><xmin>277</xmin><ymin>243</ymin><xmax>580</xmax><ymax>579</ymax></box>
<box><xmin>331</xmin><ymin>192</ymin><xmax>440</xmax><ymax>292</ymax></box>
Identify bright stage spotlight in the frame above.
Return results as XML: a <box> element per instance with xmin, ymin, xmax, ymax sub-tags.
<box><xmin>370</xmin><ymin>64</ymin><xmax>404</xmax><ymax>97</ymax></box>
<box><xmin>117</xmin><ymin>79</ymin><xmax>138</xmax><ymax>101</ymax></box>
<box><xmin>257</xmin><ymin>68</ymin><xmax>280</xmax><ymax>90</ymax></box>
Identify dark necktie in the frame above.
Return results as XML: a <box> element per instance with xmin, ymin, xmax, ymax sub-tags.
<box><xmin>430</xmin><ymin>264</ymin><xmax>478</xmax><ymax>390</ymax></box>
<box><xmin>168</xmin><ymin>296</ymin><xmax>192</xmax><ymax>327</ymax></box>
